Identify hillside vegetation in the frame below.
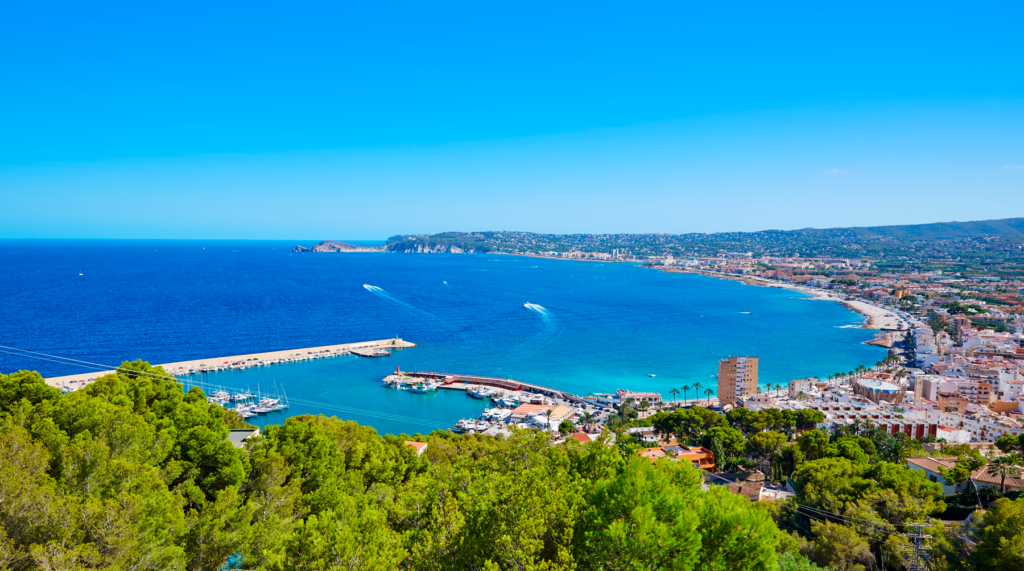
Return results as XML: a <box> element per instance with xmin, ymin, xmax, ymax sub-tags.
<box><xmin>5</xmin><ymin>364</ymin><xmax>1023</xmax><ymax>570</ymax></box>
<box><xmin>378</xmin><ymin>218</ymin><xmax>1024</xmax><ymax>273</ymax></box>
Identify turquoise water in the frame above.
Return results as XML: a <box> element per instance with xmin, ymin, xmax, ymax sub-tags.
<box><xmin>0</xmin><ymin>240</ymin><xmax>884</xmax><ymax>435</ymax></box>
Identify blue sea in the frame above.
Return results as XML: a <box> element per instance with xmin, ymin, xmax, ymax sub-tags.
<box><xmin>0</xmin><ymin>240</ymin><xmax>884</xmax><ymax>435</ymax></box>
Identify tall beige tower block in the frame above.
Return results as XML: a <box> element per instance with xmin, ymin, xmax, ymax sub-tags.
<box><xmin>718</xmin><ymin>356</ymin><xmax>759</xmax><ymax>406</ymax></box>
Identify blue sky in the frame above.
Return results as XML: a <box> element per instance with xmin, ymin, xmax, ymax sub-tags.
<box><xmin>2</xmin><ymin>1</ymin><xmax>1022</xmax><ymax>239</ymax></box>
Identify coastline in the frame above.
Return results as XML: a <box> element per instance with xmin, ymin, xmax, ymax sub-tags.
<box><xmin>651</xmin><ymin>266</ymin><xmax>903</xmax><ymax>344</ymax></box>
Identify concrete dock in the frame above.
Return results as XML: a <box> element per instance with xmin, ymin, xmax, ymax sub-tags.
<box><xmin>395</xmin><ymin>370</ymin><xmax>606</xmax><ymax>409</ymax></box>
<box><xmin>44</xmin><ymin>338</ymin><xmax>416</xmax><ymax>388</ymax></box>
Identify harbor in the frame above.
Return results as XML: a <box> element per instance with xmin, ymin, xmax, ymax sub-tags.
<box><xmin>380</xmin><ymin>367</ymin><xmax>611</xmax><ymax>435</ymax></box>
<box><xmin>43</xmin><ymin>337</ymin><xmax>416</xmax><ymax>389</ymax></box>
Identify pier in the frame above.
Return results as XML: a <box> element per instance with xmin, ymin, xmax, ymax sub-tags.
<box><xmin>44</xmin><ymin>338</ymin><xmax>416</xmax><ymax>388</ymax></box>
<box><xmin>398</xmin><ymin>370</ymin><xmax>601</xmax><ymax>408</ymax></box>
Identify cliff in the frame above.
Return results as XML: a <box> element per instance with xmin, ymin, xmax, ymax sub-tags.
<box><xmin>292</xmin><ymin>241</ymin><xmax>386</xmax><ymax>253</ymax></box>
<box><xmin>385</xmin><ymin>241</ymin><xmax>487</xmax><ymax>254</ymax></box>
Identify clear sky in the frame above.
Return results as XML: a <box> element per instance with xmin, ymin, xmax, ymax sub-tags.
<box><xmin>2</xmin><ymin>1</ymin><xmax>1022</xmax><ymax>239</ymax></box>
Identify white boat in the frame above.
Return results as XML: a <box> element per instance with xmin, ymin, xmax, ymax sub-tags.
<box><xmin>482</xmin><ymin>408</ymin><xmax>512</xmax><ymax>421</ymax></box>
<box><xmin>494</xmin><ymin>396</ymin><xmax>519</xmax><ymax>407</ymax></box>
<box><xmin>468</xmin><ymin>387</ymin><xmax>495</xmax><ymax>399</ymax></box>
<box><xmin>648</xmin><ymin>374</ymin><xmax>656</xmax><ymax>377</ymax></box>
<box><xmin>453</xmin><ymin>419</ymin><xmax>476</xmax><ymax>433</ymax></box>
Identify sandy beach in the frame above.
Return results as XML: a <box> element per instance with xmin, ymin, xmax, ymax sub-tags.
<box><xmin>655</xmin><ymin>267</ymin><xmax>905</xmax><ymax>332</ymax></box>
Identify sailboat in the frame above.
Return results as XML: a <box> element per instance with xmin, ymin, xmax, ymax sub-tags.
<box><xmin>79</xmin><ymin>271</ymin><xmax>83</xmax><ymax>276</ymax></box>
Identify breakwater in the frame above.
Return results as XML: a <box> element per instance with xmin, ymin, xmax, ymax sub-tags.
<box><xmin>44</xmin><ymin>338</ymin><xmax>416</xmax><ymax>389</ymax></box>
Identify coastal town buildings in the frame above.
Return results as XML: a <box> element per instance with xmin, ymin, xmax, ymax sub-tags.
<box><xmin>639</xmin><ymin>444</ymin><xmax>716</xmax><ymax>472</ymax></box>
<box><xmin>718</xmin><ymin>356</ymin><xmax>759</xmax><ymax>407</ymax></box>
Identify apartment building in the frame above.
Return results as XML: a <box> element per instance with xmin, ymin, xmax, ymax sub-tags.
<box><xmin>938</xmin><ymin>411</ymin><xmax>1024</xmax><ymax>441</ymax></box>
<box><xmin>718</xmin><ymin>356</ymin><xmax>759</xmax><ymax>407</ymax></box>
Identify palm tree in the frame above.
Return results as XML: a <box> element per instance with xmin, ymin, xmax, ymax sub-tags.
<box><xmin>543</xmin><ymin>408</ymin><xmax>555</xmax><ymax>432</ymax></box>
<box><xmin>704</xmin><ymin>387</ymin><xmax>714</xmax><ymax>404</ymax></box>
<box><xmin>987</xmin><ymin>454</ymin><xmax>1023</xmax><ymax>494</ymax></box>
<box><xmin>881</xmin><ymin>435</ymin><xmax>910</xmax><ymax>465</ymax></box>
<box><xmin>681</xmin><ymin>384</ymin><xmax>690</xmax><ymax>404</ymax></box>
<box><xmin>669</xmin><ymin>388</ymin><xmax>680</xmax><ymax>403</ymax></box>
<box><xmin>580</xmin><ymin>411</ymin><xmax>596</xmax><ymax>426</ymax></box>
<box><xmin>637</xmin><ymin>400</ymin><xmax>650</xmax><ymax>415</ymax></box>
<box><xmin>795</xmin><ymin>391</ymin><xmax>808</xmax><ymax>401</ymax></box>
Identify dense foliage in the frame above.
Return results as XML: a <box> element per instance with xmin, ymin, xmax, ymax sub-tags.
<box><xmin>6</xmin><ymin>366</ymin><xmax>1024</xmax><ymax>570</ymax></box>
<box><xmin>1</xmin><ymin>366</ymin><xmax>783</xmax><ymax>571</ymax></box>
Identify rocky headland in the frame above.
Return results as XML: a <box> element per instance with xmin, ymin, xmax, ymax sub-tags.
<box><xmin>292</xmin><ymin>241</ymin><xmax>385</xmax><ymax>253</ymax></box>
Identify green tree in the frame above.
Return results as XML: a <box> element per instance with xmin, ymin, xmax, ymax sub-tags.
<box><xmin>576</xmin><ymin>457</ymin><xmax>702</xmax><ymax>570</ymax></box>
<box><xmin>747</xmin><ymin>431</ymin><xmax>787</xmax><ymax>476</ymax></box>
<box><xmin>270</xmin><ymin>499</ymin><xmax>406</xmax><ymax>571</ymax></box>
<box><xmin>558</xmin><ymin>419</ymin><xmax>575</xmax><ymax>437</ymax></box>
<box><xmin>183</xmin><ymin>486</ymin><xmax>252</xmax><ymax>571</ymax></box>
<box><xmin>972</xmin><ymin>497</ymin><xmax>1024</xmax><ymax>570</ymax></box>
<box><xmin>795</xmin><ymin>409</ymin><xmax>826</xmax><ymax>431</ymax></box>
<box><xmin>938</xmin><ymin>446</ymin><xmax>988</xmax><ymax>487</ymax></box>
<box><xmin>808</xmin><ymin>521</ymin><xmax>871</xmax><ymax>571</ymax></box>
<box><xmin>878</xmin><ymin>434</ymin><xmax>911</xmax><ymax>465</ymax></box>
<box><xmin>0</xmin><ymin>370</ymin><xmax>61</xmax><ymax>409</ymax></box>
<box><xmin>778</xmin><ymin>551</ymin><xmax>836</xmax><ymax>571</ymax></box>
<box><xmin>775</xmin><ymin>444</ymin><xmax>805</xmax><ymax>479</ymax></box>
<box><xmin>798</xmin><ymin>430</ymin><xmax>830</xmax><ymax>461</ymax></box>
<box><xmin>995</xmin><ymin>434</ymin><xmax>1024</xmax><ymax>455</ymax></box>
<box><xmin>986</xmin><ymin>454</ymin><xmax>1023</xmax><ymax>494</ymax></box>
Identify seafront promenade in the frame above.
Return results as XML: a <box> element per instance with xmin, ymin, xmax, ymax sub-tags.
<box><xmin>44</xmin><ymin>338</ymin><xmax>416</xmax><ymax>388</ymax></box>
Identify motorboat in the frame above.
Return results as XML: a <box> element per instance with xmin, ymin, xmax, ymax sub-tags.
<box><xmin>493</xmin><ymin>395</ymin><xmax>520</xmax><ymax>407</ymax></box>
<box><xmin>468</xmin><ymin>387</ymin><xmax>495</xmax><ymax>399</ymax></box>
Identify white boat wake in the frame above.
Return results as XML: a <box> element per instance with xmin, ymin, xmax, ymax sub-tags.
<box><xmin>523</xmin><ymin>302</ymin><xmax>548</xmax><ymax>315</ymax></box>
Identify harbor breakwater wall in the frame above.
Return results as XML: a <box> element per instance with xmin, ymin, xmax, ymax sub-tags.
<box><xmin>45</xmin><ymin>338</ymin><xmax>416</xmax><ymax>388</ymax></box>
<box><xmin>404</xmin><ymin>371</ymin><xmax>602</xmax><ymax>408</ymax></box>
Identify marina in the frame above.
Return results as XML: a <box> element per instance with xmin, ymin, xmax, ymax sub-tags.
<box><xmin>380</xmin><ymin>367</ymin><xmax>609</xmax><ymax>435</ymax></box>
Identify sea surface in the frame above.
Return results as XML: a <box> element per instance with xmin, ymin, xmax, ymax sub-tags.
<box><xmin>0</xmin><ymin>240</ymin><xmax>885</xmax><ymax>435</ymax></box>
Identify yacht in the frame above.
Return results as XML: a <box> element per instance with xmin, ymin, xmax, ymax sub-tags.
<box><xmin>493</xmin><ymin>395</ymin><xmax>520</xmax><ymax>408</ymax></box>
<box><xmin>468</xmin><ymin>386</ymin><xmax>495</xmax><ymax>399</ymax></box>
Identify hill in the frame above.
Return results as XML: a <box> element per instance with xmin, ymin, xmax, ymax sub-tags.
<box><xmin>292</xmin><ymin>240</ymin><xmax>385</xmax><ymax>253</ymax></box>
